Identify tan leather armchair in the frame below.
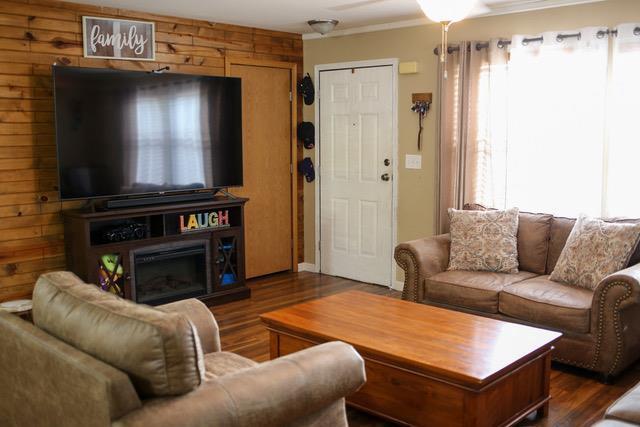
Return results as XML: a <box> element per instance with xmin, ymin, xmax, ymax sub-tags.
<box><xmin>0</xmin><ymin>272</ymin><xmax>366</xmax><ymax>427</ymax></box>
<box><xmin>395</xmin><ymin>212</ymin><xmax>640</xmax><ymax>380</ymax></box>
<box><xmin>593</xmin><ymin>380</ymin><xmax>640</xmax><ymax>426</ymax></box>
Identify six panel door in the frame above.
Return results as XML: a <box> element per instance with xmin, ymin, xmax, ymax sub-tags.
<box><xmin>319</xmin><ymin>66</ymin><xmax>394</xmax><ymax>285</ymax></box>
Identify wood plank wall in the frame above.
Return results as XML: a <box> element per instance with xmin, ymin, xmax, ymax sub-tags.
<box><xmin>0</xmin><ymin>0</ymin><xmax>304</xmax><ymax>301</ymax></box>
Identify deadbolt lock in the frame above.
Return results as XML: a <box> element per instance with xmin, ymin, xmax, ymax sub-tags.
<box><xmin>384</xmin><ymin>159</ymin><xmax>390</xmax><ymax>166</ymax></box>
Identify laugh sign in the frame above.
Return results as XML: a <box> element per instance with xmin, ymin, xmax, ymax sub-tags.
<box><xmin>179</xmin><ymin>211</ymin><xmax>231</xmax><ymax>233</ymax></box>
<box><xmin>83</xmin><ymin>16</ymin><xmax>155</xmax><ymax>61</ymax></box>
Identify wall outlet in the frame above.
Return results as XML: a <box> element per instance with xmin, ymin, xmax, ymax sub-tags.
<box><xmin>405</xmin><ymin>154</ymin><xmax>422</xmax><ymax>170</ymax></box>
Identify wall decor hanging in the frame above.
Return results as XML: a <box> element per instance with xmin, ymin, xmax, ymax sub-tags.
<box><xmin>83</xmin><ymin>16</ymin><xmax>155</xmax><ymax>61</ymax></box>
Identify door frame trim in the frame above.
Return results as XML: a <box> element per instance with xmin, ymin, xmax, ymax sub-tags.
<box><xmin>314</xmin><ymin>58</ymin><xmax>399</xmax><ymax>288</ymax></box>
<box><xmin>225</xmin><ymin>56</ymin><xmax>299</xmax><ymax>273</ymax></box>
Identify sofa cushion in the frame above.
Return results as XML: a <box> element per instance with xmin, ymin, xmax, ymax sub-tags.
<box><xmin>605</xmin><ymin>381</ymin><xmax>640</xmax><ymax>424</ymax></box>
<box><xmin>499</xmin><ymin>276</ymin><xmax>593</xmax><ymax>333</ymax></box>
<box><xmin>517</xmin><ymin>212</ymin><xmax>553</xmax><ymax>275</ymax></box>
<box><xmin>546</xmin><ymin>217</ymin><xmax>640</xmax><ymax>275</ymax></box>
<box><xmin>204</xmin><ymin>352</ymin><xmax>257</xmax><ymax>379</ymax></box>
<box><xmin>448</xmin><ymin>207</ymin><xmax>520</xmax><ymax>273</ymax></box>
<box><xmin>426</xmin><ymin>270</ymin><xmax>537</xmax><ymax>313</ymax></box>
<box><xmin>462</xmin><ymin>205</ymin><xmax>551</xmax><ymax>275</ymax></box>
<box><xmin>32</xmin><ymin>271</ymin><xmax>206</xmax><ymax>398</ymax></box>
<box><xmin>550</xmin><ymin>216</ymin><xmax>640</xmax><ymax>290</ymax></box>
<box><xmin>610</xmin><ymin>218</ymin><xmax>640</xmax><ymax>268</ymax></box>
<box><xmin>545</xmin><ymin>217</ymin><xmax>576</xmax><ymax>274</ymax></box>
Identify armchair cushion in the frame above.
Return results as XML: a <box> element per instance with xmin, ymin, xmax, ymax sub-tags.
<box><xmin>113</xmin><ymin>341</ymin><xmax>365</xmax><ymax>427</ymax></box>
<box><xmin>158</xmin><ymin>299</ymin><xmax>221</xmax><ymax>354</ymax></box>
<box><xmin>426</xmin><ymin>270</ymin><xmax>536</xmax><ymax>313</ymax></box>
<box><xmin>204</xmin><ymin>352</ymin><xmax>257</xmax><ymax>378</ymax></box>
<box><xmin>550</xmin><ymin>216</ymin><xmax>640</xmax><ymax>290</ymax></box>
<box><xmin>32</xmin><ymin>272</ymin><xmax>206</xmax><ymax>398</ymax></box>
<box><xmin>605</xmin><ymin>380</ymin><xmax>640</xmax><ymax>424</ymax></box>
<box><xmin>0</xmin><ymin>312</ymin><xmax>141</xmax><ymax>425</ymax></box>
<box><xmin>593</xmin><ymin>421</ymin><xmax>639</xmax><ymax>427</ymax></box>
<box><xmin>499</xmin><ymin>276</ymin><xmax>593</xmax><ymax>333</ymax></box>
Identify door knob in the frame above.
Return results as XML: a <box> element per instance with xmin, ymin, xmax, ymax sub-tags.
<box><xmin>381</xmin><ymin>173</ymin><xmax>390</xmax><ymax>181</ymax></box>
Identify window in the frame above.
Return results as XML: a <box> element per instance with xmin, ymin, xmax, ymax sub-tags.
<box><xmin>450</xmin><ymin>24</ymin><xmax>640</xmax><ymax>219</ymax></box>
<box><xmin>504</xmin><ymin>28</ymin><xmax>609</xmax><ymax>217</ymax></box>
<box><xmin>605</xmin><ymin>24</ymin><xmax>640</xmax><ymax>217</ymax></box>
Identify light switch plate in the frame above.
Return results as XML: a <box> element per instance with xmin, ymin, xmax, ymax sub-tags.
<box><xmin>405</xmin><ymin>154</ymin><xmax>422</xmax><ymax>169</ymax></box>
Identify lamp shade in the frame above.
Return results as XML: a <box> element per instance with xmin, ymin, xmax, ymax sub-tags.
<box><xmin>415</xmin><ymin>0</ymin><xmax>478</xmax><ymax>23</ymax></box>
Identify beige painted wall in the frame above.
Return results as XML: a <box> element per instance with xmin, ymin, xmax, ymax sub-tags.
<box><xmin>303</xmin><ymin>0</ymin><xmax>640</xmax><ymax>267</ymax></box>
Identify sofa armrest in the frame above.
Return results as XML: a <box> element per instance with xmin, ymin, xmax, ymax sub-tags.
<box><xmin>114</xmin><ymin>341</ymin><xmax>365</xmax><ymax>427</ymax></box>
<box><xmin>157</xmin><ymin>299</ymin><xmax>221</xmax><ymax>353</ymax></box>
<box><xmin>394</xmin><ymin>234</ymin><xmax>450</xmax><ymax>302</ymax></box>
<box><xmin>590</xmin><ymin>263</ymin><xmax>640</xmax><ymax>376</ymax></box>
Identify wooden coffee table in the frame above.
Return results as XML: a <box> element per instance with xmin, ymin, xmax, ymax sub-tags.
<box><xmin>260</xmin><ymin>290</ymin><xmax>561</xmax><ymax>427</ymax></box>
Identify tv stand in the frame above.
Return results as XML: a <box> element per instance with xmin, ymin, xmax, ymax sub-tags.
<box><xmin>63</xmin><ymin>198</ymin><xmax>250</xmax><ymax>306</ymax></box>
<box><xmin>103</xmin><ymin>191</ymin><xmax>216</xmax><ymax>210</ymax></box>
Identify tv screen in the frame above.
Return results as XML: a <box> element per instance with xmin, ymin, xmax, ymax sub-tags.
<box><xmin>53</xmin><ymin>65</ymin><xmax>243</xmax><ymax>200</ymax></box>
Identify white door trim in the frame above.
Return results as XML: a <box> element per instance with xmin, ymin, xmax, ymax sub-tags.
<box><xmin>314</xmin><ymin>58</ymin><xmax>399</xmax><ymax>289</ymax></box>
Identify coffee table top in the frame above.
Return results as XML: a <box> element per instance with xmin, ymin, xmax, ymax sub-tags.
<box><xmin>261</xmin><ymin>290</ymin><xmax>561</xmax><ymax>389</ymax></box>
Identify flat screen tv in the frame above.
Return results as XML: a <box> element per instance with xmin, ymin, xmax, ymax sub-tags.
<box><xmin>53</xmin><ymin>65</ymin><xmax>243</xmax><ymax>200</ymax></box>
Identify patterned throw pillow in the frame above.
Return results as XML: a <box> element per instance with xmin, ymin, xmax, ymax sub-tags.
<box><xmin>448</xmin><ymin>207</ymin><xmax>520</xmax><ymax>273</ymax></box>
<box><xmin>550</xmin><ymin>216</ymin><xmax>640</xmax><ymax>290</ymax></box>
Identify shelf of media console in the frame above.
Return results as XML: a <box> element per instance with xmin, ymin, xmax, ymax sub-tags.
<box><xmin>62</xmin><ymin>198</ymin><xmax>247</xmax><ymax>248</ymax></box>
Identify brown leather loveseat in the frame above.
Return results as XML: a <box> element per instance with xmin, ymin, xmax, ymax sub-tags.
<box><xmin>394</xmin><ymin>212</ymin><xmax>640</xmax><ymax>380</ymax></box>
<box><xmin>0</xmin><ymin>272</ymin><xmax>366</xmax><ymax>427</ymax></box>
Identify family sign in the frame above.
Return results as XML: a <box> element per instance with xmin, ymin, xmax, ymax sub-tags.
<box><xmin>83</xmin><ymin>16</ymin><xmax>155</xmax><ymax>61</ymax></box>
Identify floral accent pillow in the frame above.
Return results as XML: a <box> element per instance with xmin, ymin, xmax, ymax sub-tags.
<box><xmin>550</xmin><ymin>216</ymin><xmax>640</xmax><ymax>290</ymax></box>
<box><xmin>448</xmin><ymin>207</ymin><xmax>520</xmax><ymax>273</ymax></box>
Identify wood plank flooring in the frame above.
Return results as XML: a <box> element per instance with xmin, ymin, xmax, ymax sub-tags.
<box><xmin>210</xmin><ymin>271</ymin><xmax>640</xmax><ymax>427</ymax></box>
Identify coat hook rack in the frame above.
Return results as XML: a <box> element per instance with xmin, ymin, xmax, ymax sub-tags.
<box><xmin>411</xmin><ymin>93</ymin><xmax>432</xmax><ymax>151</ymax></box>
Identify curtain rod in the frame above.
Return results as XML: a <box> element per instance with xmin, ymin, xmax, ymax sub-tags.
<box><xmin>433</xmin><ymin>26</ymin><xmax>640</xmax><ymax>55</ymax></box>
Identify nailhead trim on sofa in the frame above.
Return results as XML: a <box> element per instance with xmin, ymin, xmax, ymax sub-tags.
<box><xmin>394</xmin><ymin>248</ymin><xmax>419</xmax><ymax>302</ymax></box>
<box><xmin>593</xmin><ymin>281</ymin><xmax>632</xmax><ymax>375</ymax></box>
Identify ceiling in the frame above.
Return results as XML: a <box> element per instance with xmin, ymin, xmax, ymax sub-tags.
<box><xmin>74</xmin><ymin>0</ymin><xmax>605</xmax><ymax>34</ymax></box>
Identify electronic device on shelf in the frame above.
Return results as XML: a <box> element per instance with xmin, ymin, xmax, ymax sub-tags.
<box><xmin>52</xmin><ymin>65</ymin><xmax>243</xmax><ymax>206</ymax></box>
<box><xmin>101</xmin><ymin>222</ymin><xmax>148</xmax><ymax>243</ymax></box>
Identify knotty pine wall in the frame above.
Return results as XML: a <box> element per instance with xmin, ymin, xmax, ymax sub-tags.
<box><xmin>0</xmin><ymin>0</ymin><xmax>304</xmax><ymax>301</ymax></box>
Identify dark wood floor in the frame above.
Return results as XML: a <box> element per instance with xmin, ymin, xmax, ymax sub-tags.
<box><xmin>210</xmin><ymin>271</ymin><xmax>640</xmax><ymax>427</ymax></box>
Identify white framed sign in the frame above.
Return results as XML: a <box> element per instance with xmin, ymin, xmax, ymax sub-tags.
<box><xmin>83</xmin><ymin>16</ymin><xmax>155</xmax><ymax>61</ymax></box>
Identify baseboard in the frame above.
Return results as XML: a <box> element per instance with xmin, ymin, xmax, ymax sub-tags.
<box><xmin>298</xmin><ymin>263</ymin><xmax>318</xmax><ymax>273</ymax></box>
<box><xmin>392</xmin><ymin>280</ymin><xmax>404</xmax><ymax>291</ymax></box>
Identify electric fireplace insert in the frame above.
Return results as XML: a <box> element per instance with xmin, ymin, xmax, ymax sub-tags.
<box><xmin>130</xmin><ymin>240</ymin><xmax>211</xmax><ymax>305</ymax></box>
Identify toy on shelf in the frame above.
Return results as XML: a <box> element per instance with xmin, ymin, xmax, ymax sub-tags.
<box><xmin>97</xmin><ymin>253</ymin><xmax>124</xmax><ymax>297</ymax></box>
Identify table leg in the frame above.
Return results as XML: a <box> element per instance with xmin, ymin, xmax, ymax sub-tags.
<box><xmin>536</xmin><ymin>402</ymin><xmax>549</xmax><ymax>419</ymax></box>
<box><xmin>535</xmin><ymin>351</ymin><xmax>552</xmax><ymax>420</ymax></box>
<box><xmin>269</xmin><ymin>331</ymin><xmax>280</xmax><ymax>359</ymax></box>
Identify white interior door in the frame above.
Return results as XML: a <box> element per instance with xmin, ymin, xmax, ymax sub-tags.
<box><xmin>319</xmin><ymin>65</ymin><xmax>394</xmax><ymax>286</ymax></box>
